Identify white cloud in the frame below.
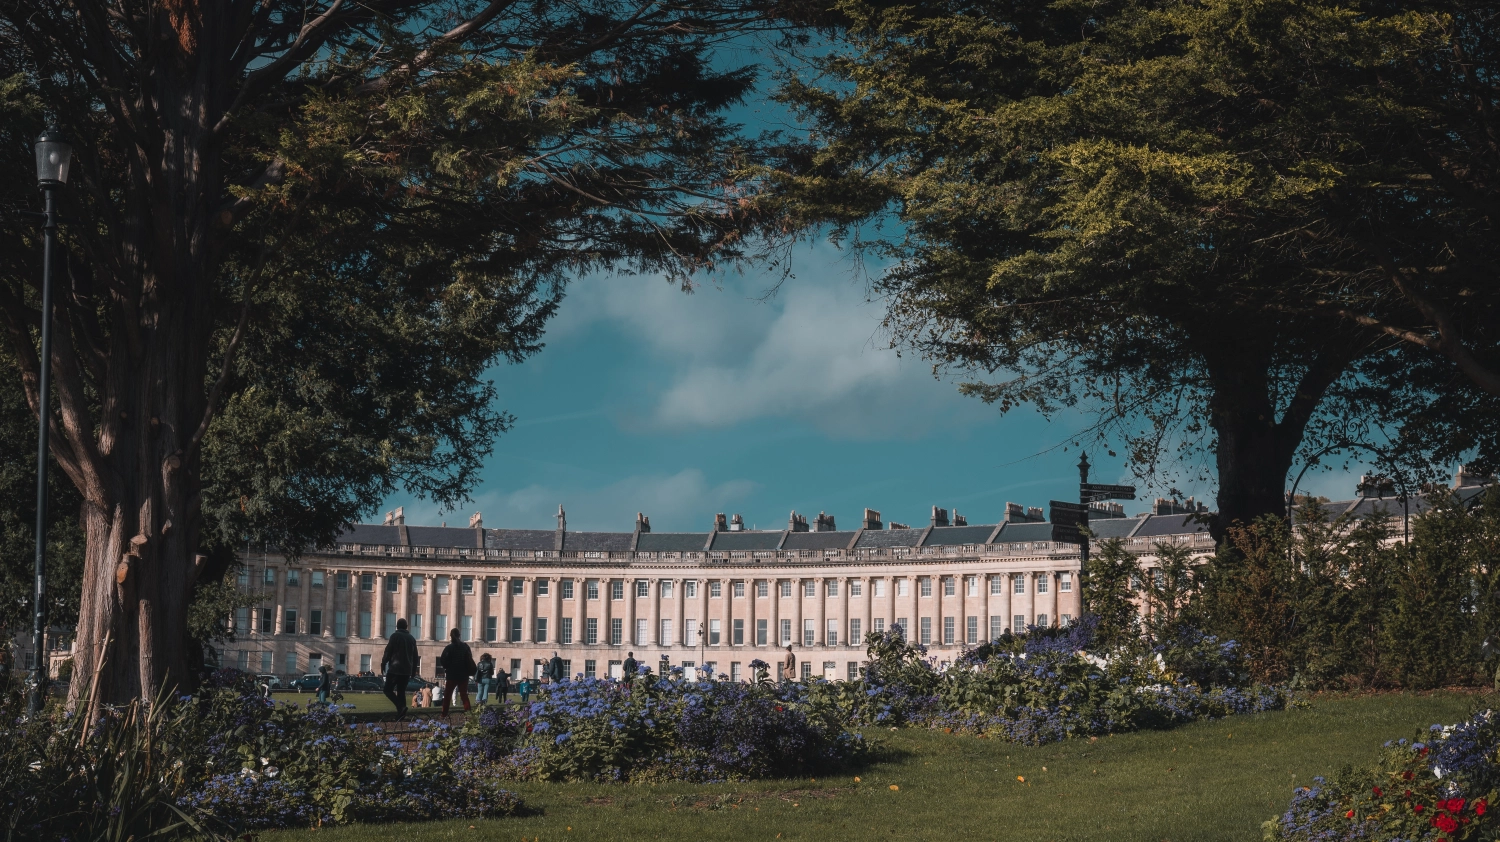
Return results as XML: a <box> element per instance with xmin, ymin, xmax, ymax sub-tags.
<box><xmin>552</xmin><ymin>246</ymin><xmax>990</xmax><ymax>438</ymax></box>
<box><xmin>407</xmin><ymin>468</ymin><xmax>759</xmax><ymax>532</ymax></box>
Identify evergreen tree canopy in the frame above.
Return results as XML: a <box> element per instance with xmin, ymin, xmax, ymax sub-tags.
<box><xmin>761</xmin><ymin>0</ymin><xmax>1500</xmax><ymax>532</ymax></box>
<box><xmin>0</xmin><ymin>0</ymin><xmax>813</xmax><ymax>704</ymax></box>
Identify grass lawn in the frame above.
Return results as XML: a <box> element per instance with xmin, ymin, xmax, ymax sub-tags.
<box><xmin>267</xmin><ymin>691</ymin><xmax>1484</xmax><ymax>842</ymax></box>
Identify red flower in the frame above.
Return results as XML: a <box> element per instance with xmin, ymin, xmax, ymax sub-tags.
<box><xmin>1445</xmin><ymin>798</ymin><xmax>1466</xmax><ymax>813</ymax></box>
<box><xmin>1477</xmin><ymin>799</ymin><xmax>1489</xmax><ymax>816</ymax></box>
<box><xmin>1416</xmin><ymin>804</ymin><xmax>1425</xmax><ymax>813</ymax></box>
<box><xmin>1346</xmin><ymin>810</ymin><xmax>1355</xmax><ymax>819</ymax></box>
<box><xmin>1435</xmin><ymin>814</ymin><xmax>1459</xmax><ymax>833</ymax></box>
<box><xmin>1421</xmin><ymin>747</ymin><xmax>1430</xmax><ymax>756</ymax></box>
<box><xmin>1404</xmin><ymin>771</ymin><xmax>1416</xmax><ymax>781</ymax></box>
<box><xmin>1405</xmin><ymin>790</ymin><xmax>1413</xmax><ymax>798</ymax></box>
<box><xmin>1372</xmin><ymin>786</ymin><xmax>1383</xmax><ymax>797</ymax></box>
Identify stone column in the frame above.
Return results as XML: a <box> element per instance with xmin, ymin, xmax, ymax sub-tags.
<box><xmin>551</xmin><ymin>576</ymin><xmax>563</xmax><ymax>647</ymax></box>
<box><xmin>348</xmin><ymin>571</ymin><xmax>362</xmax><ymax>641</ymax></box>
<box><xmin>424</xmin><ymin>574</ymin><xmax>438</xmax><ymax>641</ymax></box>
<box><xmin>299</xmin><ymin>569</ymin><xmax>313</xmax><ymax>636</ymax></box>
<box><xmin>673</xmin><ymin>578</ymin><xmax>686</xmax><ymax>647</ymax></box>
<box><xmin>837</xmin><ymin>575</ymin><xmax>850</xmax><ymax>649</ymax></box>
<box><xmin>573</xmin><ymin>578</ymin><xmax>587</xmax><ymax>646</ymax></box>
<box><xmin>648</xmin><ymin>577</ymin><xmax>661</xmax><ymax>648</ymax></box>
<box><xmin>476</xmin><ymin>575</ymin><xmax>488</xmax><ymax>643</ymax></box>
<box><xmin>498</xmin><ymin>576</ymin><xmax>512</xmax><ymax>645</ymax></box>
<box><xmin>768</xmin><ymin>579</ymin><xmax>780</xmax><ymax>647</ymax></box>
<box><xmin>322</xmin><ymin>568</ymin><xmax>335</xmax><ymax>638</ymax></box>
<box><xmin>524</xmin><ymin>577</ymin><xmax>538</xmax><ymax>643</ymax></box>
<box><xmin>789</xmin><ymin>578</ymin><xmax>803</xmax><ymax>649</ymax></box>
<box><xmin>274</xmin><ymin>564</ymin><xmax>288</xmax><ymax>634</ymax></box>
<box><xmin>624</xmin><ymin>576</ymin><xmax>638</xmax><ymax>646</ymax></box>
<box><xmin>601</xmin><ymin>577</ymin><xmax>613</xmax><ymax>646</ymax></box>
<box><xmin>744</xmin><ymin>578</ymin><xmax>756</xmax><ymax>648</ymax></box>
<box><xmin>698</xmin><ymin>577</ymin><xmax>710</xmax><ymax>654</ymax></box>
<box><xmin>815</xmin><ymin>577</ymin><xmax>827</xmax><ymax>647</ymax></box>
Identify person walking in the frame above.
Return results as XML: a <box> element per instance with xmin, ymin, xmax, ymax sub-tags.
<box><xmin>546</xmin><ymin>651</ymin><xmax>565</xmax><ymax>686</ymax></box>
<box><xmin>475</xmin><ymin>654</ymin><xmax>495</xmax><ymax>705</ymax></box>
<box><xmin>381</xmin><ymin>617</ymin><xmax>419</xmax><ymax>719</ymax></box>
<box><xmin>316</xmin><ymin>664</ymin><xmax>333</xmax><ymax>704</ymax></box>
<box><xmin>621</xmin><ymin>652</ymin><xmax>637</xmax><ymax>684</ymax></box>
<box><xmin>518</xmin><ymin>677</ymin><xmax>532</xmax><ymax>705</ymax></box>
<box><xmin>781</xmin><ymin>645</ymin><xmax>797</xmax><ymax>684</ymax></box>
<box><xmin>494</xmin><ymin>663</ymin><xmax>511</xmax><ymax>704</ymax></box>
<box><xmin>439</xmin><ymin>627</ymin><xmax>475</xmax><ymax>716</ymax></box>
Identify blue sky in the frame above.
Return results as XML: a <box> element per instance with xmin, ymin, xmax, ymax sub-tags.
<box><xmin>383</xmin><ymin>241</ymin><xmax>1373</xmax><ymax>533</ymax></box>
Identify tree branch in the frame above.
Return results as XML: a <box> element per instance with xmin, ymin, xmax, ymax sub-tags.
<box><xmin>351</xmin><ymin>0</ymin><xmax>519</xmax><ymax>96</ymax></box>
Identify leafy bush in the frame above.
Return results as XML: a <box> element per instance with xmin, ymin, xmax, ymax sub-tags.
<box><xmin>1268</xmin><ymin>711</ymin><xmax>1500</xmax><ymax>841</ymax></box>
<box><xmin>459</xmin><ymin>675</ymin><xmax>866</xmax><ymax>783</ymax></box>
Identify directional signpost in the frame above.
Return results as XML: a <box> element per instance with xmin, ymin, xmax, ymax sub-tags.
<box><xmin>1052</xmin><ymin>455</ymin><xmax>1137</xmax><ymax>615</ymax></box>
<box><xmin>1081</xmin><ymin>483</ymin><xmax>1137</xmax><ymax>502</ymax></box>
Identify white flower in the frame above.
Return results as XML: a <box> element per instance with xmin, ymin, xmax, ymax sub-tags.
<box><xmin>266</xmin><ymin>766</ymin><xmax>279</xmax><ymax>778</ymax></box>
<box><xmin>260</xmin><ymin>756</ymin><xmax>270</xmax><ymax>766</ymax></box>
<box><xmin>27</xmin><ymin>761</ymin><xmax>42</xmax><ymax>772</ymax></box>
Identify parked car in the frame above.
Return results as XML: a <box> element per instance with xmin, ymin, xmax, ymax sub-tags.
<box><xmin>291</xmin><ymin>673</ymin><xmax>323</xmax><ymax>693</ymax></box>
<box><xmin>340</xmin><ymin>675</ymin><xmax>384</xmax><ymax>692</ymax></box>
<box><xmin>255</xmin><ymin>674</ymin><xmax>282</xmax><ymax>690</ymax></box>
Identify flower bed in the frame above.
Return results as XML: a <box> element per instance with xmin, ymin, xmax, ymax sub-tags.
<box><xmin>1269</xmin><ymin>712</ymin><xmax>1500</xmax><ymax>841</ymax></box>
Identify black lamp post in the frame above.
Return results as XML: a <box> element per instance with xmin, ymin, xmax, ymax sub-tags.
<box><xmin>29</xmin><ymin>126</ymin><xmax>71</xmax><ymax>714</ymax></box>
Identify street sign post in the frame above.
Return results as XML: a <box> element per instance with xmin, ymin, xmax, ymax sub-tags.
<box><xmin>1081</xmin><ymin>482</ymin><xmax>1136</xmax><ymax>501</ymax></box>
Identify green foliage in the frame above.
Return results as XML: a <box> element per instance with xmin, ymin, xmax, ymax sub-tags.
<box><xmin>1084</xmin><ymin>538</ymin><xmax>1140</xmax><ymax>649</ymax></box>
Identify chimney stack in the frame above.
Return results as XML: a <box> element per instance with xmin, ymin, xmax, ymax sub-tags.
<box><xmin>555</xmin><ymin>504</ymin><xmax>566</xmax><ymax>532</ymax></box>
<box><xmin>930</xmin><ymin>506</ymin><xmax>950</xmax><ymax>527</ymax></box>
<box><xmin>1027</xmin><ymin>506</ymin><xmax>1044</xmax><ymax>521</ymax></box>
<box><xmin>788</xmin><ymin>511</ymin><xmax>810</xmax><ymax>532</ymax></box>
<box><xmin>953</xmin><ymin>510</ymin><xmax>967</xmax><ymax>526</ymax></box>
<box><xmin>729</xmin><ymin>513</ymin><xmax>745</xmax><ymax>532</ymax></box>
<box><xmin>469</xmin><ymin>512</ymin><xmax>483</xmax><ymax>529</ymax></box>
<box><xmin>714</xmin><ymin>513</ymin><xmax>729</xmax><ymax>532</ymax></box>
<box><xmin>635</xmin><ymin>512</ymin><xmax>651</xmax><ymax>533</ymax></box>
<box><xmin>385</xmin><ymin>506</ymin><xmax>404</xmax><ymax>526</ymax></box>
<box><xmin>1357</xmin><ymin>476</ymin><xmax>1396</xmax><ymax>498</ymax></box>
<box><xmin>814</xmin><ymin>511</ymin><xmax>837</xmax><ymax>532</ymax></box>
<box><xmin>1087</xmin><ymin>501</ymin><xmax>1126</xmax><ymax>518</ymax></box>
<box><xmin>1005</xmin><ymin>502</ymin><xmax>1043</xmax><ymax>523</ymax></box>
<box><xmin>1456</xmin><ymin>465</ymin><xmax>1494</xmax><ymax>488</ymax></box>
<box><xmin>383</xmin><ymin>510</ymin><xmax>394</xmax><ymax>526</ymax></box>
<box><xmin>888</xmin><ymin>520</ymin><xmax>910</xmax><ymax>530</ymax></box>
<box><xmin>863</xmin><ymin>508</ymin><xmax>882</xmax><ymax>530</ymax></box>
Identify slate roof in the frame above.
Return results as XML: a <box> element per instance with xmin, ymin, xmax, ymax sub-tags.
<box><xmin>406</xmin><ymin>525</ymin><xmax>482</xmax><ymax>549</ymax></box>
<box><xmin>854</xmin><ymin>528</ymin><xmax>924</xmax><ymax>549</ymax></box>
<box><xmin>781</xmin><ymin>531</ymin><xmax>858</xmax><ymax>550</ymax></box>
<box><xmin>484</xmin><ymin>529</ymin><xmax>556</xmax><ymax>551</ymax></box>
<box><xmin>562</xmin><ymin>532</ymin><xmax>633</xmax><ymax>552</ymax></box>
<box><xmin>635</xmin><ymin>532</ymin><xmax>711</xmax><ymax>553</ymax></box>
<box><xmin>1131</xmin><ymin>514</ymin><xmax>1210</xmax><ymax>538</ymax></box>
<box><xmin>340</xmin><ymin>524</ymin><xmax>402</xmax><ymax>545</ymax></box>
<box><xmin>923</xmin><ymin>525</ymin><xmax>998</xmax><ymax>547</ymax></box>
<box><xmin>991</xmin><ymin>521</ymin><xmax>1055</xmax><ymax>543</ymax></box>
<box><xmin>1086</xmin><ymin>518</ymin><xmax>1143</xmax><ymax>540</ymax></box>
<box><xmin>709</xmin><ymin>531</ymin><xmax>785</xmax><ymax>551</ymax></box>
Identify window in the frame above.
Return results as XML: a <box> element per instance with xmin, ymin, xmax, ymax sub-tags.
<box><xmin>801</xmin><ymin>662</ymin><xmax>812</xmax><ymax>680</ymax></box>
<box><xmin>235</xmin><ymin>607</ymin><xmax>250</xmax><ymax>633</ymax></box>
<box><xmin>1061</xmin><ymin>614</ymin><xmax>1073</xmax><ymax>626</ymax></box>
<box><xmin>611</xmin><ymin>580</ymin><xmax>624</xmax><ymax>600</ymax></box>
<box><xmin>336</xmin><ymin>572</ymin><xmax>349</xmax><ymax>590</ymax></box>
<box><xmin>359</xmin><ymin>611</ymin><xmax>371</xmax><ymax>637</ymax></box>
<box><xmin>485</xmin><ymin>616</ymin><xmax>498</xmax><ymax>642</ymax></box>
<box><xmin>486</xmin><ymin>578</ymin><xmax>499</xmax><ymax>595</ymax></box>
<box><xmin>384</xmin><ymin>574</ymin><xmax>398</xmax><ymax>593</ymax></box>
<box><xmin>511</xmin><ymin>579</ymin><xmax>524</xmax><ymax>596</ymax></box>
<box><xmin>850</xmin><ymin>580</ymin><xmax>862</xmax><ymax>597</ymax></box>
<box><xmin>990</xmin><ymin>616</ymin><xmax>1004</xmax><ymax>640</ymax></box>
<box><xmin>897</xmin><ymin>578</ymin><xmax>909</xmax><ymax>597</ymax></box>
<box><xmin>533</xmin><ymin>579</ymin><xmax>547</xmax><ymax>596</ymax></box>
<box><xmin>283</xmin><ymin>608</ymin><xmax>298</xmax><ymax>634</ymax></box>
<box><xmin>850</xmin><ymin>618</ymin><xmax>862</xmax><ymax>643</ymax></box>
<box><xmin>462</xmin><ymin>577</ymin><xmax>475</xmax><ymax>595</ymax></box>
<box><xmin>534</xmin><ymin>617</ymin><xmax>547</xmax><ymax>643</ymax></box>
<box><xmin>685</xmin><ymin>580</ymin><xmax>698</xmax><ymax>598</ymax></box>
<box><xmin>874</xmin><ymin>579</ymin><xmax>886</xmax><ymax>598</ymax></box>
<box><xmin>610</xmin><ymin>618</ymin><xmax>623</xmax><ymax>645</ymax></box>
<box><xmin>732</xmin><ymin>619</ymin><xmax>744</xmax><ymax>645</ymax></box>
<box><xmin>264</xmin><ymin>569</ymin><xmax>276</xmax><ymax>586</ymax></box>
<box><xmin>285</xmin><ymin>651</ymin><xmax>297</xmax><ymax>674</ymax></box>
<box><xmin>730</xmin><ymin>662</ymin><xmax>742</xmax><ymax>682</ymax></box>
<box><xmin>874</xmin><ymin>617</ymin><xmax>885</xmax><ymax>634</ymax></box>
<box><xmin>943</xmin><ymin>616</ymin><xmax>955</xmax><ymax>645</ymax></box>
<box><xmin>310</xmin><ymin>610</ymin><xmax>323</xmax><ymax>636</ymax></box>
<box><xmin>1013</xmin><ymin>614</ymin><xmax>1025</xmax><ymax>632</ymax></box>
<box><xmin>780</xmin><ymin>580</ymin><xmax>791</xmax><ymax>598</ymax></box>
<box><xmin>991</xmin><ymin>576</ymin><xmax>1003</xmax><ymax>595</ymax></box>
<box><xmin>411</xmin><ymin>575</ymin><xmax>426</xmax><ymax>594</ymax></box>
<box><xmin>733</xmin><ymin>581</ymin><xmax>745</xmax><ymax>598</ymax></box>
<box><xmin>709</xmin><ymin>619</ymin><xmax>721</xmax><ymax>645</ymax></box>
<box><xmin>260</xmin><ymin>650</ymin><xmax>273</xmax><ymax>672</ymax></box>
<box><xmin>636</xmin><ymin>618</ymin><xmax>647</xmax><ymax>645</ymax></box>
<box><xmin>1037</xmin><ymin>575</ymin><xmax>1049</xmax><ymax>594</ymax></box>
<box><xmin>848</xmin><ymin>662</ymin><xmax>859</xmax><ymax>681</ymax></box>
<box><xmin>756</xmin><ymin>580</ymin><xmax>768</xmax><ymax>598</ymax></box>
<box><xmin>826</xmin><ymin>580</ymin><xmax>839</xmax><ymax>598</ymax></box>
<box><xmin>660</xmin><ymin>580</ymin><xmax>673</xmax><ymax>599</ymax></box>
<box><xmin>710</xmin><ymin>581</ymin><xmax>722</xmax><ymax>598</ymax></box>
<box><xmin>561</xmin><ymin>617</ymin><xmax>573</xmax><ymax>644</ymax></box>
<box><xmin>1037</xmin><ymin>613</ymin><xmax>1050</xmax><ymax>628</ymax></box>
<box><xmin>1152</xmin><ymin>567</ymin><xmax>1164</xmax><ymax>588</ymax></box>
<box><xmin>352</xmin><ymin>653</ymin><xmax>367</xmax><ymax>673</ymax></box>
<box><xmin>436</xmin><ymin>576</ymin><xmax>450</xmax><ymax>594</ymax></box>
<box><xmin>508</xmin><ymin>658</ymin><xmax>521</xmax><ymax>680</ymax></box>
<box><xmin>287</xmin><ymin>569</ymin><xmax>300</xmax><ymax>587</ymax></box>
<box><xmin>236</xmin><ymin>650</ymin><xmax>248</xmax><ymax>670</ymax></box>
<box><xmin>412</xmin><ymin>613</ymin><xmax>424</xmax><ymax>639</ymax></box>
<box><xmin>360</xmin><ymin>573</ymin><xmax>374</xmax><ymax>592</ymax></box>
<box><xmin>585</xmin><ymin>618</ymin><xmax>599</xmax><ymax>645</ymax></box>
<box><xmin>966</xmin><ymin>576</ymin><xmax>977</xmax><ymax>596</ymax></box>
<box><xmin>826</xmin><ymin>619</ymin><xmax>838</xmax><ymax>646</ymax></box>
<box><xmin>803</xmin><ymin>580</ymin><xmax>815</xmax><ymax>598</ymax></box>
<box><xmin>1060</xmin><ymin>572</ymin><xmax>1073</xmax><ymax>593</ymax></box>
<box><xmin>919</xmin><ymin>617</ymin><xmax>932</xmax><ymax>645</ymax></box>
<box><xmin>1130</xmin><ymin>572</ymin><xmax>1143</xmax><ymax>591</ymax></box>
<box><xmin>660</xmin><ymin>619</ymin><xmax>672</xmax><ymax>645</ymax></box>
<box><xmin>942</xmin><ymin>577</ymin><xmax>954</xmax><ymax>597</ymax></box>
<box><xmin>686</xmin><ymin>619</ymin><xmax>698</xmax><ymax>644</ymax></box>
<box><xmin>562</xmin><ymin>579</ymin><xmax>574</xmax><ymax>599</ymax></box>
<box><xmin>436</xmin><ymin>614</ymin><xmax>449</xmax><ymax>638</ymax></box>
<box><xmin>584</xmin><ymin>659</ymin><xmax>597</xmax><ymax>679</ymax></box>
<box><xmin>1013</xmin><ymin>576</ymin><xmax>1026</xmax><ymax>594</ymax></box>
<box><xmin>780</xmin><ymin>618</ymin><xmax>792</xmax><ymax>645</ymax></box>
<box><xmin>636</xmin><ymin>579</ymin><xmax>648</xmax><ymax>598</ymax></box>
<box><xmin>756</xmin><ymin>619</ymin><xmax>768</xmax><ymax>645</ymax></box>
<box><xmin>803</xmin><ymin>619</ymin><xmax>815</xmax><ymax>646</ymax></box>
<box><xmin>237</xmin><ymin>569</ymin><xmax>250</xmax><ymax>588</ymax></box>
<box><xmin>586</xmin><ymin>579</ymin><xmax>599</xmax><ymax>600</ymax></box>
<box><xmin>509</xmin><ymin>617</ymin><xmax>522</xmax><ymax>642</ymax></box>
<box><xmin>312</xmin><ymin>570</ymin><xmax>325</xmax><ymax>588</ymax></box>
<box><xmin>920</xmin><ymin>577</ymin><xmax>932</xmax><ymax>597</ymax></box>
<box><xmin>561</xmin><ymin>659</ymin><xmax>572</xmax><ymax>678</ymax></box>
<box><xmin>460</xmin><ymin>615</ymin><xmax>473</xmax><ymax>641</ymax></box>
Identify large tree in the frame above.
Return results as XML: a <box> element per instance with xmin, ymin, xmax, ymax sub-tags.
<box><xmin>0</xmin><ymin>0</ymin><xmax>809</xmax><ymax>706</ymax></box>
<box><xmin>761</xmin><ymin>0</ymin><xmax>1500</xmax><ymax>534</ymax></box>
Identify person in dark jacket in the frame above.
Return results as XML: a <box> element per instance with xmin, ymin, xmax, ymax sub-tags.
<box><xmin>621</xmin><ymin>652</ymin><xmax>638</xmax><ymax>684</ymax></box>
<box><xmin>316</xmin><ymin>665</ymin><xmax>333</xmax><ymax>704</ymax></box>
<box><xmin>475</xmin><ymin>654</ymin><xmax>495</xmax><ymax>704</ymax></box>
<box><xmin>381</xmin><ymin>618</ymin><xmax>419</xmax><ymax>719</ymax></box>
<box><xmin>494</xmin><ymin>663</ymin><xmax>511</xmax><ymax>703</ymax></box>
<box><xmin>544</xmin><ymin>651</ymin><xmax>565</xmax><ymax>686</ymax></box>
<box><xmin>439</xmin><ymin>628</ymin><xmax>475</xmax><ymax>715</ymax></box>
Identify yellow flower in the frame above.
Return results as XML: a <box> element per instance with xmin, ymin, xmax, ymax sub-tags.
<box><xmin>1017</xmin><ymin>776</ymin><xmax>1025</xmax><ymax>782</ymax></box>
<box><xmin>889</xmin><ymin>784</ymin><xmax>900</xmax><ymax>791</ymax></box>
